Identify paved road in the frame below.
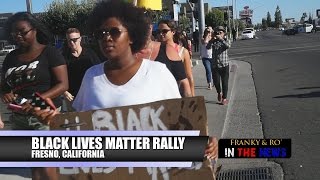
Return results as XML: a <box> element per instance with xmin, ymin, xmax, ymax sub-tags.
<box><xmin>229</xmin><ymin>30</ymin><xmax>320</xmax><ymax>180</ymax></box>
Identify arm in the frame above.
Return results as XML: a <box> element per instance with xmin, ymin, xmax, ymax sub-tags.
<box><xmin>206</xmin><ymin>39</ymin><xmax>213</xmax><ymax>49</ymax></box>
<box><xmin>220</xmin><ymin>39</ymin><xmax>230</xmax><ymax>50</ymax></box>
<box><xmin>41</xmin><ymin>65</ymin><xmax>69</xmax><ymax>99</ymax></box>
<box><xmin>182</xmin><ymin>49</ymin><xmax>195</xmax><ymax>96</ymax></box>
<box><xmin>216</xmin><ymin>35</ymin><xmax>230</xmax><ymax>50</ymax></box>
<box><xmin>1</xmin><ymin>54</ymin><xmax>17</xmax><ymax>103</ymax></box>
<box><xmin>178</xmin><ymin>78</ymin><xmax>192</xmax><ymax>97</ymax></box>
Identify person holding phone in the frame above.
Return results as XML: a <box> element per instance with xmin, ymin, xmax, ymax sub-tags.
<box><xmin>206</xmin><ymin>26</ymin><xmax>230</xmax><ymax>105</ymax></box>
<box><xmin>1</xmin><ymin>12</ymin><xmax>68</xmax><ymax>180</ymax></box>
<box><xmin>201</xmin><ymin>28</ymin><xmax>213</xmax><ymax>90</ymax></box>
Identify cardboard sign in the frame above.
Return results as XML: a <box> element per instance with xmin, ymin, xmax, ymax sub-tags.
<box><xmin>50</xmin><ymin>96</ymin><xmax>214</xmax><ymax>180</ymax></box>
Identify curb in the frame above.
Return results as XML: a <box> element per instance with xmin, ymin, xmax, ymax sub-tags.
<box><xmin>216</xmin><ymin>60</ymin><xmax>284</xmax><ymax>180</ymax></box>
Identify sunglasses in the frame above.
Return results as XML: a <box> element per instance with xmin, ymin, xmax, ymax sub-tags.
<box><xmin>11</xmin><ymin>28</ymin><xmax>33</xmax><ymax>37</ymax></box>
<box><xmin>68</xmin><ymin>37</ymin><xmax>81</xmax><ymax>43</ymax></box>
<box><xmin>157</xmin><ymin>29</ymin><xmax>171</xmax><ymax>35</ymax></box>
<box><xmin>94</xmin><ymin>27</ymin><xmax>127</xmax><ymax>40</ymax></box>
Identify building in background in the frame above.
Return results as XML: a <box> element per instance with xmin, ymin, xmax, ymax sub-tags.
<box><xmin>239</xmin><ymin>6</ymin><xmax>253</xmax><ymax>26</ymax></box>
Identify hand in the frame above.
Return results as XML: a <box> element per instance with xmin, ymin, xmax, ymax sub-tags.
<box><xmin>21</xmin><ymin>101</ymin><xmax>34</xmax><ymax>114</ymax></box>
<box><xmin>64</xmin><ymin>91</ymin><xmax>74</xmax><ymax>101</ymax></box>
<box><xmin>33</xmin><ymin>106</ymin><xmax>59</xmax><ymax>125</ymax></box>
<box><xmin>2</xmin><ymin>92</ymin><xmax>18</xmax><ymax>103</ymax></box>
<box><xmin>204</xmin><ymin>137</ymin><xmax>218</xmax><ymax>160</ymax></box>
<box><xmin>216</xmin><ymin>34</ymin><xmax>224</xmax><ymax>40</ymax></box>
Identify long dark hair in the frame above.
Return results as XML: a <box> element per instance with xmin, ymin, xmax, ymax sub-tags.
<box><xmin>5</xmin><ymin>12</ymin><xmax>52</xmax><ymax>45</ymax></box>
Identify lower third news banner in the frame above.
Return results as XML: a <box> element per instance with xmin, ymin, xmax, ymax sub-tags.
<box><xmin>218</xmin><ymin>139</ymin><xmax>291</xmax><ymax>158</ymax></box>
<box><xmin>0</xmin><ymin>135</ymin><xmax>208</xmax><ymax>162</ymax></box>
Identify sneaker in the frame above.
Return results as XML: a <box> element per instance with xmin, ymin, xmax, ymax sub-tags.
<box><xmin>217</xmin><ymin>93</ymin><xmax>222</xmax><ymax>102</ymax></box>
<box><xmin>207</xmin><ymin>83</ymin><xmax>212</xmax><ymax>90</ymax></box>
<box><xmin>221</xmin><ymin>99</ymin><xmax>228</xmax><ymax>105</ymax></box>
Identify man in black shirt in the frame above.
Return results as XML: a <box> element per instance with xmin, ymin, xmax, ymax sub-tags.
<box><xmin>62</xmin><ymin>28</ymin><xmax>100</xmax><ymax>109</ymax></box>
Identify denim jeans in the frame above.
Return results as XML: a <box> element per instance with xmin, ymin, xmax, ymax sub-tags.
<box><xmin>212</xmin><ymin>65</ymin><xmax>229</xmax><ymax>99</ymax></box>
<box><xmin>202</xmin><ymin>58</ymin><xmax>213</xmax><ymax>84</ymax></box>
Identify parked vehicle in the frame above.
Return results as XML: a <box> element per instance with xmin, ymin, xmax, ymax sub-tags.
<box><xmin>0</xmin><ymin>45</ymin><xmax>16</xmax><ymax>55</ymax></box>
<box><xmin>296</xmin><ymin>23</ymin><xmax>313</xmax><ymax>33</ymax></box>
<box><xmin>283</xmin><ymin>28</ymin><xmax>296</xmax><ymax>35</ymax></box>
<box><xmin>241</xmin><ymin>30</ymin><xmax>254</xmax><ymax>39</ymax></box>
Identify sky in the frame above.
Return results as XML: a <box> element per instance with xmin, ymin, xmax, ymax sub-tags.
<box><xmin>0</xmin><ymin>0</ymin><xmax>320</xmax><ymax>24</ymax></box>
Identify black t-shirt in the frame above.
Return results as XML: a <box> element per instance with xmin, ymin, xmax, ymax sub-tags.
<box><xmin>62</xmin><ymin>47</ymin><xmax>100</xmax><ymax>96</ymax></box>
<box><xmin>1</xmin><ymin>46</ymin><xmax>66</xmax><ymax>107</ymax></box>
<box><xmin>154</xmin><ymin>44</ymin><xmax>186</xmax><ymax>81</ymax></box>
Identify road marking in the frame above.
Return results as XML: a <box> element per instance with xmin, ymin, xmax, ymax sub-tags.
<box><xmin>231</xmin><ymin>44</ymin><xmax>320</xmax><ymax>56</ymax></box>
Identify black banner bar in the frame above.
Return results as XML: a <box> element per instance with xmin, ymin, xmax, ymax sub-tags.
<box><xmin>0</xmin><ymin>136</ymin><xmax>208</xmax><ymax>162</ymax></box>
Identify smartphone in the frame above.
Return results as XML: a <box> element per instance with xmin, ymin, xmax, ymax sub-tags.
<box><xmin>31</xmin><ymin>92</ymin><xmax>57</xmax><ymax>110</ymax></box>
<box><xmin>7</xmin><ymin>103</ymin><xmax>23</xmax><ymax>112</ymax></box>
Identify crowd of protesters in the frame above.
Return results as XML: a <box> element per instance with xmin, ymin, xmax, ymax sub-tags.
<box><xmin>0</xmin><ymin>0</ymin><xmax>223</xmax><ymax>179</ymax></box>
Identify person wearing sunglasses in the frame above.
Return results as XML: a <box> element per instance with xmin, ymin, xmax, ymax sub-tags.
<box><xmin>157</xmin><ymin>19</ymin><xmax>195</xmax><ymax>97</ymax></box>
<box><xmin>1</xmin><ymin>12</ymin><xmax>68</xmax><ymax>180</ymax></box>
<box><xmin>30</xmin><ymin>0</ymin><xmax>217</xmax><ymax>166</ymax></box>
<box><xmin>61</xmin><ymin>28</ymin><xmax>100</xmax><ymax>111</ymax></box>
<box><xmin>134</xmin><ymin>15</ymin><xmax>192</xmax><ymax>97</ymax></box>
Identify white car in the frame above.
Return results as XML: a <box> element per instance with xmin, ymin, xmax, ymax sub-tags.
<box><xmin>241</xmin><ymin>30</ymin><xmax>254</xmax><ymax>40</ymax></box>
<box><xmin>0</xmin><ymin>45</ymin><xmax>16</xmax><ymax>54</ymax></box>
<box><xmin>244</xmin><ymin>28</ymin><xmax>256</xmax><ymax>37</ymax></box>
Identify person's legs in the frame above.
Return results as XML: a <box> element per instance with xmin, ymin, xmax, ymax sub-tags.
<box><xmin>220</xmin><ymin>65</ymin><xmax>230</xmax><ymax>104</ymax></box>
<box><xmin>212</xmin><ymin>66</ymin><xmax>222</xmax><ymax>101</ymax></box>
<box><xmin>195</xmin><ymin>41</ymin><xmax>199</xmax><ymax>52</ymax></box>
<box><xmin>202</xmin><ymin>58</ymin><xmax>212</xmax><ymax>87</ymax></box>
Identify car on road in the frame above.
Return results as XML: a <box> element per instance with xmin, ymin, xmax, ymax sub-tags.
<box><xmin>244</xmin><ymin>28</ymin><xmax>256</xmax><ymax>38</ymax></box>
<box><xmin>0</xmin><ymin>45</ymin><xmax>16</xmax><ymax>55</ymax></box>
<box><xmin>283</xmin><ymin>28</ymin><xmax>296</xmax><ymax>35</ymax></box>
<box><xmin>241</xmin><ymin>30</ymin><xmax>255</xmax><ymax>40</ymax></box>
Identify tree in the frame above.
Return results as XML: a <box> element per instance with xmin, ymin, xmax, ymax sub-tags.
<box><xmin>255</xmin><ymin>23</ymin><xmax>262</xmax><ymax>30</ymax></box>
<box><xmin>205</xmin><ymin>8</ymin><xmax>224</xmax><ymax>28</ymax></box>
<box><xmin>178</xmin><ymin>16</ymin><xmax>190</xmax><ymax>31</ymax></box>
<box><xmin>266</xmin><ymin>11</ymin><xmax>272</xmax><ymax>27</ymax></box>
<box><xmin>40</xmin><ymin>0</ymin><xmax>96</xmax><ymax>37</ymax></box>
<box><xmin>262</xmin><ymin>18</ymin><xmax>268</xmax><ymax>29</ymax></box>
<box><xmin>274</xmin><ymin>5</ymin><xmax>282</xmax><ymax>28</ymax></box>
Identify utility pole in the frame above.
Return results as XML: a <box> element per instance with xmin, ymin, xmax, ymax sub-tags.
<box><xmin>198</xmin><ymin>0</ymin><xmax>205</xmax><ymax>36</ymax></box>
<box><xmin>26</xmin><ymin>0</ymin><xmax>32</xmax><ymax>13</ymax></box>
<box><xmin>227</xmin><ymin>0</ymin><xmax>231</xmax><ymax>39</ymax></box>
<box><xmin>187</xmin><ymin>1</ymin><xmax>196</xmax><ymax>33</ymax></box>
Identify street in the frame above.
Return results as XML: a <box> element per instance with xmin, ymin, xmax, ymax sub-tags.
<box><xmin>229</xmin><ymin>30</ymin><xmax>320</xmax><ymax>180</ymax></box>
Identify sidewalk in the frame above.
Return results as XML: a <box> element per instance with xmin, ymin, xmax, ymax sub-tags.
<box><xmin>192</xmin><ymin>57</ymin><xmax>283</xmax><ymax>179</ymax></box>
